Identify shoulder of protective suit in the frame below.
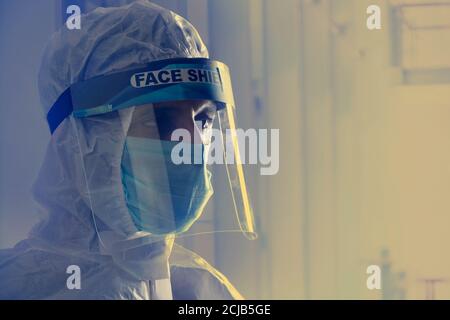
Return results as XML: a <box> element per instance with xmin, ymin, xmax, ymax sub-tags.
<box><xmin>0</xmin><ymin>241</ymin><xmax>243</xmax><ymax>300</ymax></box>
<box><xmin>169</xmin><ymin>244</ymin><xmax>244</xmax><ymax>300</ymax></box>
<box><xmin>0</xmin><ymin>240</ymin><xmax>90</xmax><ymax>300</ymax></box>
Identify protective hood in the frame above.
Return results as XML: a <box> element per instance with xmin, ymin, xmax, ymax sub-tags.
<box><xmin>34</xmin><ymin>0</ymin><xmax>208</xmax><ymax>249</ymax></box>
<box><xmin>0</xmin><ymin>1</ymin><xmax>242</xmax><ymax>300</ymax></box>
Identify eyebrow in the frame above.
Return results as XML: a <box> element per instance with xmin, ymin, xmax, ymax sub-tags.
<box><xmin>193</xmin><ymin>101</ymin><xmax>217</xmax><ymax>115</ymax></box>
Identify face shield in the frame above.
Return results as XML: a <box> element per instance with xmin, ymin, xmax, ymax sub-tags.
<box><xmin>47</xmin><ymin>58</ymin><xmax>257</xmax><ymax>241</ymax></box>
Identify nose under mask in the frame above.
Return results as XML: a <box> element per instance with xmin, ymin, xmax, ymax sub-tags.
<box><xmin>121</xmin><ymin>137</ymin><xmax>214</xmax><ymax>235</ymax></box>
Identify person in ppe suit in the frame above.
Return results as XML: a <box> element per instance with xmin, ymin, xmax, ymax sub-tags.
<box><xmin>0</xmin><ymin>1</ymin><xmax>256</xmax><ymax>300</ymax></box>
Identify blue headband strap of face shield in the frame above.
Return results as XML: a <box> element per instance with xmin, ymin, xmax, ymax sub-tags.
<box><xmin>46</xmin><ymin>58</ymin><xmax>235</xmax><ymax>135</ymax></box>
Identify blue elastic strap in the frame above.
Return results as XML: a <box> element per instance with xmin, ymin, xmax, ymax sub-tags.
<box><xmin>46</xmin><ymin>88</ymin><xmax>73</xmax><ymax>135</ymax></box>
<box><xmin>45</xmin><ymin>58</ymin><xmax>234</xmax><ymax>135</ymax></box>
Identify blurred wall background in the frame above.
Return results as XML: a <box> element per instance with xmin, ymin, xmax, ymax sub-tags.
<box><xmin>1</xmin><ymin>0</ymin><xmax>450</xmax><ymax>299</ymax></box>
<box><xmin>0</xmin><ymin>0</ymin><xmax>54</xmax><ymax>252</ymax></box>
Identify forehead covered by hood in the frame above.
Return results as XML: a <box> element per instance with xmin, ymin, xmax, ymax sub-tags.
<box><xmin>38</xmin><ymin>0</ymin><xmax>209</xmax><ymax>115</ymax></box>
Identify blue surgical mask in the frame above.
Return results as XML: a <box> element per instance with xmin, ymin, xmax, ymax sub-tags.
<box><xmin>121</xmin><ymin>137</ymin><xmax>213</xmax><ymax>235</ymax></box>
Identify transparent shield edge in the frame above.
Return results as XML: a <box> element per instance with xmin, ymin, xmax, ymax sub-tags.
<box><xmin>218</xmin><ymin>104</ymin><xmax>257</xmax><ymax>240</ymax></box>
